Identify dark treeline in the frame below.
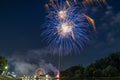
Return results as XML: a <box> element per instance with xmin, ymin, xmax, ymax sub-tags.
<box><xmin>61</xmin><ymin>52</ymin><xmax>120</xmax><ymax>77</ymax></box>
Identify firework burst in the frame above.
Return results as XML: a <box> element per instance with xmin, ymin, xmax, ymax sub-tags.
<box><xmin>41</xmin><ymin>0</ymin><xmax>98</xmax><ymax>55</ymax></box>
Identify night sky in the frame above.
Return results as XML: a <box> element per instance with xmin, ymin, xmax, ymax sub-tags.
<box><xmin>0</xmin><ymin>0</ymin><xmax>120</xmax><ymax>75</ymax></box>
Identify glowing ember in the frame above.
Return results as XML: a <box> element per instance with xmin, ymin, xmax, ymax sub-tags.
<box><xmin>56</xmin><ymin>71</ymin><xmax>60</xmax><ymax>80</ymax></box>
<box><xmin>58</xmin><ymin>10</ymin><xmax>67</xmax><ymax>19</ymax></box>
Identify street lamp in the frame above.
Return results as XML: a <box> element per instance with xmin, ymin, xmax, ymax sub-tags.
<box><xmin>5</xmin><ymin>66</ymin><xmax>8</xmax><ymax>70</ymax></box>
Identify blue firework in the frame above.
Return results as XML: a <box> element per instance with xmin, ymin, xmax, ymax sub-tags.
<box><xmin>41</xmin><ymin>0</ymin><xmax>95</xmax><ymax>55</ymax></box>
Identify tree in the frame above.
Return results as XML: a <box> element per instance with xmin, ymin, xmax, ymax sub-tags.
<box><xmin>61</xmin><ymin>65</ymin><xmax>84</xmax><ymax>77</ymax></box>
<box><xmin>0</xmin><ymin>56</ymin><xmax>8</xmax><ymax>75</ymax></box>
<box><xmin>61</xmin><ymin>52</ymin><xmax>120</xmax><ymax>77</ymax></box>
<box><xmin>102</xmin><ymin>65</ymin><xmax>118</xmax><ymax>77</ymax></box>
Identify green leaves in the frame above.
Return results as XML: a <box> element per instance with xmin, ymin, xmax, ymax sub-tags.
<box><xmin>0</xmin><ymin>56</ymin><xmax>8</xmax><ymax>74</ymax></box>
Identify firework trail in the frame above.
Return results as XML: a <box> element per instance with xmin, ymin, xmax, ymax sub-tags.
<box><xmin>81</xmin><ymin>0</ymin><xmax>110</xmax><ymax>8</ymax></box>
<box><xmin>41</xmin><ymin>0</ymin><xmax>107</xmax><ymax>55</ymax></box>
<box><xmin>82</xmin><ymin>0</ymin><xmax>107</xmax><ymax>5</ymax></box>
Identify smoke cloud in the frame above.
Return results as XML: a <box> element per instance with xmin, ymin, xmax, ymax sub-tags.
<box><xmin>7</xmin><ymin>49</ymin><xmax>58</xmax><ymax>76</ymax></box>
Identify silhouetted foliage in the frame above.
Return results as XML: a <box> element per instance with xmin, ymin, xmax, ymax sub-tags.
<box><xmin>61</xmin><ymin>52</ymin><xmax>120</xmax><ymax>77</ymax></box>
<box><xmin>61</xmin><ymin>64</ymin><xmax>84</xmax><ymax>78</ymax></box>
<box><xmin>0</xmin><ymin>56</ymin><xmax>8</xmax><ymax>75</ymax></box>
